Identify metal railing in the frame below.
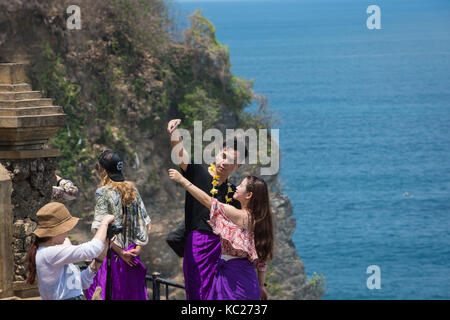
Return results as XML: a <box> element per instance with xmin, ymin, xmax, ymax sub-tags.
<box><xmin>145</xmin><ymin>272</ymin><xmax>185</xmax><ymax>300</ymax></box>
<box><xmin>78</xmin><ymin>262</ymin><xmax>185</xmax><ymax>300</ymax></box>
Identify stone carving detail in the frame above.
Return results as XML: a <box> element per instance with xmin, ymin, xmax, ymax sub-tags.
<box><xmin>0</xmin><ymin>159</ymin><xmax>57</xmax><ymax>282</ymax></box>
<box><xmin>12</xmin><ymin>219</ymin><xmax>36</xmax><ymax>281</ymax></box>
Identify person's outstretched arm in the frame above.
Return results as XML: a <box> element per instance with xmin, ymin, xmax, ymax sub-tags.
<box><xmin>92</xmin><ymin>215</ymin><xmax>115</xmax><ymax>243</ymax></box>
<box><xmin>168</xmin><ymin>169</ymin><xmax>248</xmax><ymax>228</ymax></box>
<box><xmin>168</xmin><ymin>119</ymin><xmax>190</xmax><ymax>172</ymax></box>
<box><xmin>169</xmin><ymin>168</ymin><xmax>211</xmax><ymax>208</ymax></box>
<box><xmin>46</xmin><ymin>215</ymin><xmax>115</xmax><ymax>267</ymax></box>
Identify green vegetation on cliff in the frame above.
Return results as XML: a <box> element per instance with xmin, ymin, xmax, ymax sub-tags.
<box><xmin>31</xmin><ymin>2</ymin><xmax>267</xmax><ymax>183</ymax></box>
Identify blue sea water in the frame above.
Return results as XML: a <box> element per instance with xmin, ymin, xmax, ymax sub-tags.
<box><xmin>175</xmin><ymin>0</ymin><xmax>450</xmax><ymax>299</ymax></box>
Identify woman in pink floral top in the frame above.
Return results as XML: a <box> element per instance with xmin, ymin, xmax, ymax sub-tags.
<box><xmin>169</xmin><ymin>169</ymin><xmax>274</xmax><ymax>300</ymax></box>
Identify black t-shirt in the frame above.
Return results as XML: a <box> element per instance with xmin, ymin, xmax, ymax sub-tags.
<box><xmin>182</xmin><ymin>163</ymin><xmax>241</xmax><ymax>233</ymax></box>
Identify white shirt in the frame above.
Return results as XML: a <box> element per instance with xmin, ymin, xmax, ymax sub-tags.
<box><xmin>36</xmin><ymin>238</ymin><xmax>104</xmax><ymax>300</ymax></box>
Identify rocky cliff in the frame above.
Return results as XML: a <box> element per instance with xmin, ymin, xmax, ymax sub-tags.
<box><xmin>0</xmin><ymin>0</ymin><xmax>322</xmax><ymax>299</ymax></box>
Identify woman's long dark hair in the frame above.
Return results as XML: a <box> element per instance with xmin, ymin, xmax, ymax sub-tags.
<box><xmin>25</xmin><ymin>236</ymin><xmax>51</xmax><ymax>285</ymax></box>
<box><xmin>245</xmin><ymin>176</ymin><xmax>274</xmax><ymax>262</ymax></box>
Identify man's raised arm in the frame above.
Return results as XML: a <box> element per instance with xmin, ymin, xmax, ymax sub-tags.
<box><xmin>167</xmin><ymin>119</ymin><xmax>189</xmax><ymax>172</ymax></box>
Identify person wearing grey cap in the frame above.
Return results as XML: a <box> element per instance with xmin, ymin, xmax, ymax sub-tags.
<box><xmin>85</xmin><ymin>150</ymin><xmax>152</xmax><ymax>300</ymax></box>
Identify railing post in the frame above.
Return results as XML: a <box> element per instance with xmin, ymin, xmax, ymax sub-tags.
<box><xmin>152</xmin><ymin>272</ymin><xmax>161</xmax><ymax>300</ymax></box>
<box><xmin>166</xmin><ymin>284</ymin><xmax>169</xmax><ymax>300</ymax></box>
<box><xmin>145</xmin><ymin>271</ymin><xmax>184</xmax><ymax>300</ymax></box>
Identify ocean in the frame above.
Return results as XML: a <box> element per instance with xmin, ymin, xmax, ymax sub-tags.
<box><xmin>175</xmin><ymin>0</ymin><xmax>450</xmax><ymax>299</ymax></box>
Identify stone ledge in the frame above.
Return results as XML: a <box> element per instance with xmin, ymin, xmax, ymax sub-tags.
<box><xmin>12</xmin><ymin>281</ymin><xmax>40</xmax><ymax>299</ymax></box>
<box><xmin>0</xmin><ymin>295</ymin><xmax>42</xmax><ymax>300</ymax></box>
<box><xmin>0</xmin><ymin>106</ymin><xmax>63</xmax><ymax>117</ymax></box>
<box><xmin>0</xmin><ymin>91</ymin><xmax>42</xmax><ymax>100</ymax></box>
<box><xmin>0</xmin><ymin>113</ymin><xmax>66</xmax><ymax>128</ymax></box>
<box><xmin>0</xmin><ymin>64</ymin><xmax>28</xmax><ymax>85</ymax></box>
<box><xmin>0</xmin><ymin>98</ymin><xmax>53</xmax><ymax>108</ymax></box>
<box><xmin>0</xmin><ymin>149</ymin><xmax>61</xmax><ymax>159</ymax></box>
<box><xmin>0</xmin><ymin>84</ymin><xmax>32</xmax><ymax>92</ymax></box>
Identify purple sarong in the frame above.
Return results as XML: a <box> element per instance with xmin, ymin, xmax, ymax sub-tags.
<box><xmin>206</xmin><ymin>258</ymin><xmax>261</xmax><ymax>300</ymax></box>
<box><xmin>85</xmin><ymin>243</ymin><xmax>148</xmax><ymax>300</ymax></box>
<box><xmin>183</xmin><ymin>230</ymin><xmax>221</xmax><ymax>300</ymax></box>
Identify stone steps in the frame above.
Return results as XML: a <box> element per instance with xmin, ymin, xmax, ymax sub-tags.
<box><xmin>0</xmin><ymin>63</ymin><xmax>66</xmax><ymax>151</ymax></box>
<box><xmin>1</xmin><ymin>113</ymin><xmax>66</xmax><ymax>128</ymax></box>
<box><xmin>0</xmin><ymin>106</ymin><xmax>63</xmax><ymax>116</ymax></box>
<box><xmin>0</xmin><ymin>91</ymin><xmax>42</xmax><ymax>100</ymax></box>
<box><xmin>0</xmin><ymin>98</ymin><xmax>53</xmax><ymax>108</ymax></box>
<box><xmin>0</xmin><ymin>114</ymin><xmax>67</xmax><ymax>128</ymax></box>
<box><xmin>0</xmin><ymin>84</ymin><xmax>32</xmax><ymax>92</ymax></box>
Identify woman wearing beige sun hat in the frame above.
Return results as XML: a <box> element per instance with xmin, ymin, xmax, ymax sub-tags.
<box><xmin>25</xmin><ymin>202</ymin><xmax>115</xmax><ymax>300</ymax></box>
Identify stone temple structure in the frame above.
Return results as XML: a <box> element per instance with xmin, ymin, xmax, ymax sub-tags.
<box><xmin>0</xmin><ymin>63</ymin><xmax>66</xmax><ymax>299</ymax></box>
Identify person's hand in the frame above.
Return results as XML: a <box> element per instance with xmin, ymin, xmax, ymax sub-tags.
<box><xmin>261</xmin><ymin>286</ymin><xmax>269</xmax><ymax>300</ymax></box>
<box><xmin>101</xmin><ymin>214</ymin><xmax>115</xmax><ymax>225</ymax></box>
<box><xmin>168</xmin><ymin>169</ymin><xmax>184</xmax><ymax>184</ymax></box>
<box><xmin>128</xmin><ymin>246</ymin><xmax>141</xmax><ymax>257</ymax></box>
<box><xmin>167</xmin><ymin>119</ymin><xmax>181</xmax><ymax>135</ymax></box>
<box><xmin>120</xmin><ymin>250</ymin><xmax>137</xmax><ymax>267</ymax></box>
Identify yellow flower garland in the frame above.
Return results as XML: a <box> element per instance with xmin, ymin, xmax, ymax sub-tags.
<box><xmin>208</xmin><ymin>164</ymin><xmax>233</xmax><ymax>203</ymax></box>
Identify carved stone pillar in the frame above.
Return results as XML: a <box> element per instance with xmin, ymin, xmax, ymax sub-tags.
<box><xmin>0</xmin><ymin>62</ymin><xmax>66</xmax><ymax>298</ymax></box>
<box><xmin>0</xmin><ymin>164</ymin><xmax>13</xmax><ymax>298</ymax></box>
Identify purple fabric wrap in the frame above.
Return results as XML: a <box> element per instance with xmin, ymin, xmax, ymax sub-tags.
<box><xmin>85</xmin><ymin>243</ymin><xmax>148</xmax><ymax>300</ymax></box>
<box><xmin>183</xmin><ymin>230</ymin><xmax>221</xmax><ymax>300</ymax></box>
<box><xmin>206</xmin><ymin>258</ymin><xmax>261</xmax><ymax>300</ymax></box>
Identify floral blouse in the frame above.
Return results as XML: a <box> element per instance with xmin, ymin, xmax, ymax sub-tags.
<box><xmin>92</xmin><ymin>185</ymin><xmax>151</xmax><ymax>249</ymax></box>
<box><xmin>209</xmin><ymin>198</ymin><xmax>267</xmax><ymax>272</ymax></box>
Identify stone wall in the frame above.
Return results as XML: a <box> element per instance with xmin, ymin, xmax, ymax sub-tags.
<box><xmin>11</xmin><ymin>219</ymin><xmax>37</xmax><ymax>281</ymax></box>
<box><xmin>0</xmin><ymin>158</ymin><xmax>57</xmax><ymax>282</ymax></box>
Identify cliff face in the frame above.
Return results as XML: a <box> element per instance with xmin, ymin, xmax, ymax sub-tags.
<box><xmin>0</xmin><ymin>0</ymin><xmax>321</xmax><ymax>299</ymax></box>
<box><xmin>268</xmin><ymin>192</ymin><xmax>322</xmax><ymax>299</ymax></box>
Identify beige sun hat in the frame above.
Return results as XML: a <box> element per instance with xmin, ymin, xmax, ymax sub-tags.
<box><xmin>33</xmin><ymin>202</ymin><xmax>79</xmax><ymax>238</ymax></box>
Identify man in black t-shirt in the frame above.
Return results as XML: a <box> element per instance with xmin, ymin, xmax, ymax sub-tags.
<box><xmin>166</xmin><ymin>119</ymin><xmax>247</xmax><ymax>300</ymax></box>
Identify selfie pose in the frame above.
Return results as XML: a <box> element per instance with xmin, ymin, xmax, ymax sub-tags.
<box><xmin>166</xmin><ymin>119</ymin><xmax>246</xmax><ymax>300</ymax></box>
<box><xmin>85</xmin><ymin>150</ymin><xmax>152</xmax><ymax>300</ymax></box>
<box><xmin>25</xmin><ymin>202</ymin><xmax>115</xmax><ymax>300</ymax></box>
<box><xmin>169</xmin><ymin>169</ymin><xmax>274</xmax><ymax>300</ymax></box>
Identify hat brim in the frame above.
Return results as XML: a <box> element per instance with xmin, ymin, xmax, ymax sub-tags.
<box><xmin>33</xmin><ymin>216</ymin><xmax>79</xmax><ymax>238</ymax></box>
<box><xmin>108</xmin><ymin>172</ymin><xmax>124</xmax><ymax>182</ymax></box>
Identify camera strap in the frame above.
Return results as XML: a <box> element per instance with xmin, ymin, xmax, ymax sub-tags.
<box><xmin>122</xmin><ymin>204</ymin><xmax>128</xmax><ymax>247</ymax></box>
